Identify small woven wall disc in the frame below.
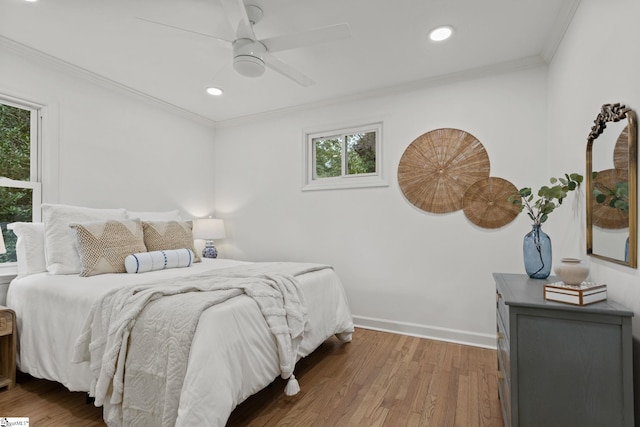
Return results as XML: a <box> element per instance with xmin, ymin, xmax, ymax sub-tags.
<box><xmin>398</xmin><ymin>128</ymin><xmax>490</xmax><ymax>213</ymax></box>
<box><xmin>592</xmin><ymin>168</ymin><xmax>629</xmax><ymax>229</ymax></box>
<box><xmin>463</xmin><ymin>177</ymin><xmax>520</xmax><ymax>229</ymax></box>
<box><xmin>613</xmin><ymin>125</ymin><xmax>629</xmax><ymax>170</ymax></box>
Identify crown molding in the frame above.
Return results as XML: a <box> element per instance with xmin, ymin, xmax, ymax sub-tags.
<box><xmin>0</xmin><ymin>32</ymin><xmax>554</xmax><ymax>131</ymax></box>
<box><xmin>0</xmin><ymin>35</ymin><xmax>217</xmax><ymax>128</ymax></box>
<box><xmin>215</xmin><ymin>55</ymin><xmax>547</xmax><ymax>129</ymax></box>
<box><xmin>540</xmin><ymin>0</ymin><xmax>581</xmax><ymax>63</ymax></box>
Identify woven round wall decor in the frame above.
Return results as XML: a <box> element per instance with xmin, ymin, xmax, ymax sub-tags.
<box><xmin>462</xmin><ymin>177</ymin><xmax>520</xmax><ymax>229</ymax></box>
<box><xmin>398</xmin><ymin>128</ymin><xmax>490</xmax><ymax>213</ymax></box>
<box><xmin>613</xmin><ymin>125</ymin><xmax>629</xmax><ymax>171</ymax></box>
<box><xmin>592</xmin><ymin>168</ymin><xmax>629</xmax><ymax>229</ymax></box>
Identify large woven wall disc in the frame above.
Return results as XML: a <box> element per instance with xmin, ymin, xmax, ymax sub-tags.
<box><xmin>463</xmin><ymin>177</ymin><xmax>520</xmax><ymax>229</ymax></box>
<box><xmin>398</xmin><ymin>128</ymin><xmax>490</xmax><ymax>213</ymax></box>
<box><xmin>592</xmin><ymin>168</ymin><xmax>629</xmax><ymax>229</ymax></box>
<box><xmin>613</xmin><ymin>125</ymin><xmax>629</xmax><ymax>170</ymax></box>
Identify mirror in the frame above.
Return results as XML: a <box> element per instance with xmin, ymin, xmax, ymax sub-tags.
<box><xmin>587</xmin><ymin>103</ymin><xmax>637</xmax><ymax>267</ymax></box>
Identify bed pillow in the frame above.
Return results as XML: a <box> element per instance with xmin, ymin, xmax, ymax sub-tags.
<box><xmin>142</xmin><ymin>220</ymin><xmax>201</xmax><ymax>262</ymax></box>
<box><xmin>126</xmin><ymin>209</ymin><xmax>182</xmax><ymax>221</ymax></box>
<box><xmin>72</xmin><ymin>219</ymin><xmax>147</xmax><ymax>277</ymax></box>
<box><xmin>125</xmin><ymin>248</ymin><xmax>194</xmax><ymax>274</ymax></box>
<box><xmin>42</xmin><ymin>203</ymin><xmax>128</xmax><ymax>275</ymax></box>
<box><xmin>9</xmin><ymin>222</ymin><xmax>47</xmax><ymax>278</ymax></box>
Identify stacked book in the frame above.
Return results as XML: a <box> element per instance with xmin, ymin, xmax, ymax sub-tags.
<box><xmin>544</xmin><ymin>281</ymin><xmax>607</xmax><ymax>306</ymax></box>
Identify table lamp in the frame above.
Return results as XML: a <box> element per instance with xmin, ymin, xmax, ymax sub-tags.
<box><xmin>193</xmin><ymin>217</ymin><xmax>225</xmax><ymax>259</ymax></box>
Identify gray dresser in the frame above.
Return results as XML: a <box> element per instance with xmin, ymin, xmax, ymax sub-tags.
<box><xmin>493</xmin><ymin>273</ymin><xmax>634</xmax><ymax>427</ymax></box>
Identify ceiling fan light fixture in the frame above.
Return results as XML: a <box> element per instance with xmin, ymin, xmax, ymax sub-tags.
<box><xmin>429</xmin><ymin>25</ymin><xmax>454</xmax><ymax>42</ymax></box>
<box><xmin>232</xmin><ymin>39</ymin><xmax>267</xmax><ymax>78</ymax></box>
<box><xmin>233</xmin><ymin>55</ymin><xmax>265</xmax><ymax>78</ymax></box>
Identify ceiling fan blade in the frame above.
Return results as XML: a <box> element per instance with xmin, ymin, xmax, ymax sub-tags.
<box><xmin>261</xmin><ymin>23</ymin><xmax>351</xmax><ymax>53</ymax></box>
<box><xmin>219</xmin><ymin>0</ymin><xmax>256</xmax><ymax>40</ymax></box>
<box><xmin>136</xmin><ymin>17</ymin><xmax>233</xmax><ymax>46</ymax></box>
<box><xmin>263</xmin><ymin>53</ymin><xmax>315</xmax><ymax>87</ymax></box>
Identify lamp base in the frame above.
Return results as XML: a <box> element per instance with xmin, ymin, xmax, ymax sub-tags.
<box><xmin>202</xmin><ymin>241</ymin><xmax>218</xmax><ymax>259</ymax></box>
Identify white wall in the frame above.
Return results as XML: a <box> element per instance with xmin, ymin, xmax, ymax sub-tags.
<box><xmin>0</xmin><ymin>43</ymin><xmax>216</xmax><ymax>218</ymax></box>
<box><xmin>546</xmin><ymin>0</ymin><xmax>640</xmax><ymax>418</ymax></box>
<box><xmin>214</xmin><ymin>65</ymin><xmax>550</xmax><ymax>347</ymax></box>
<box><xmin>7</xmin><ymin>0</ymin><xmax>635</xmax><ymax>355</ymax></box>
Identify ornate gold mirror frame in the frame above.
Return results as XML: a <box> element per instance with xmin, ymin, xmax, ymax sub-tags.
<box><xmin>586</xmin><ymin>103</ymin><xmax>638</xmax><ymax>267</ymax></box>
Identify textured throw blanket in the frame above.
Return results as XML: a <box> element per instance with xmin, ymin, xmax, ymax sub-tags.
<box><xmin>72</xmin><ymin>262</ymin><xmax>329</xmax><ymax>427</ymax></box>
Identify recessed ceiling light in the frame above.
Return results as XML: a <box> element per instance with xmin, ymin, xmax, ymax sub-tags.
<box><xmin>206</xmin><ymin>87</ymin><xmax>223</xmax><ymax>96</ymax></box>
<box><xmin>429</xmin><ymin>26</ymin><xmax>454</xmax><ymax>42</ymax></box>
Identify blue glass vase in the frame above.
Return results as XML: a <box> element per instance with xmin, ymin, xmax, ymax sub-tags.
<box><xmin>523</xmin><ymin>224</ymin><xmax>552</xmax><ymax>279</ymax></box>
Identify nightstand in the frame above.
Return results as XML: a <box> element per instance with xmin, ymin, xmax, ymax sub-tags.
<box><xmin>0</xmin><ymin>306</ymin><xmax>16</xmax><ymax>390</ymax></box>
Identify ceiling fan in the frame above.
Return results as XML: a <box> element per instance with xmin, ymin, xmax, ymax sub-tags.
<box><xmin>138</xmin><ymin>0</ymin><xmax>351</xmax><ymax>87</ymax></box>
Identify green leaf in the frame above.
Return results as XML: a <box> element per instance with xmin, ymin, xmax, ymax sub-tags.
<box><xmin>512</xmin><ymin>172</ymin><xmax>583</xmax><ymax>224</ymax></box>
<box><xmin>519</xmin><ymin>188</ymin><xmax>532</xmax><ymax>197</ymax></box>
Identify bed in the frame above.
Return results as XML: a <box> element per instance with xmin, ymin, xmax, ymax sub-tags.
<box><xmin>6</xmin><ymin>204</ymin><xmax>354</xmax><ymax>426</ymax></box>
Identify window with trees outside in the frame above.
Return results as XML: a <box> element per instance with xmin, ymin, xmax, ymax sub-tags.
<box><xmin>303</xmin><ymin>122</ymin><xmax>386</xmax><ymax>191</ymax></box>
<box><xmin>0</xmin><ymin>98</ymin><xmax>42</xmax><ymax>266</ymax></box>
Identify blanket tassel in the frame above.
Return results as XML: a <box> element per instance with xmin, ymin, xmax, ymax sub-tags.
<box><xmin>284</xmin><ymin>374</ymin><xmax>300</xmax><ymax>396</ymax></box>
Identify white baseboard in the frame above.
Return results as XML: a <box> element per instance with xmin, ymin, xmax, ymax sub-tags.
<box><xmin>353</xmin><ymin>315</ymin><xmax>496</xmax><ymax>349</ymax></box>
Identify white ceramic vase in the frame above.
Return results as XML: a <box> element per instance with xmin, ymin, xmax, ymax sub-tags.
<box><xmin>554</xmin><ymin>258</ymin><xmax>590</xmax><ymax>285</ymax></box>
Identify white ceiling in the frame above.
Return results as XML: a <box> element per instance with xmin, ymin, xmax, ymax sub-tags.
<box><xmin>0</xmin><ymin>0</ymin><xmax>580</xmax><ymax>124</ymax></box>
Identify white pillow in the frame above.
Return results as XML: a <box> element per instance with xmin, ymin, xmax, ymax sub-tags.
<box><xmin>9</xmin><ymin>222</ymin><xmax>46</xmax><ymax>278</ymax></box>
<box><xmin>125</xmin><ymin>248</ymin><xmax>194</xmax><ymax>274</ymax></box>
<box><xmin>126</xmin><ymin>210</ymin><xmax>182</xmax><ymax>221</ymax></box>
<box><xmin>42</xmin><ymin>203</ymin><xmax>127</xmax><ymax>275</ymax></box>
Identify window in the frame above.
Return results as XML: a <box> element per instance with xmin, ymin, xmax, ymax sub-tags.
<box><xmin>303</xmin><ymin>122</ymin><xmax>387</xmax><ymax>191</ymax></box>
<box><xmin>0</xmin><ymin>97</ymin><xmax>42</xmax><ymax>265</ymax></box>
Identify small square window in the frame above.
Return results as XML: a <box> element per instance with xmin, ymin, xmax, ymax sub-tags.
<box><xmin>304</xmin><ymin>122</ymin><xmax>386</xmax><ymax>191</ymax></box>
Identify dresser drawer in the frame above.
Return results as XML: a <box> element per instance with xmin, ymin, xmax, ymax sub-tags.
<box><xmin>497</xmin><ymin>351</ymin><xmax>512</xmax><ymax>427</ymax></box>
<box><xmin>497</xmin><ymin>315</ymin><xmax>510</xmax><ymax>383</ymax></box>
<box><xmin>496</xmin><ymin>290</ymin><xmax>510</xmax><ymax>334</ymax></box>
<box><xmin>0</xmin><ymin>311</ymin><xmax>12</xmax><ymax>336</ymax></box>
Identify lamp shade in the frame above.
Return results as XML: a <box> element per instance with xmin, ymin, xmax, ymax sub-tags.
<box><xmin>193</xmin><ymin>218</ymin><xmax>226</xmax><ymax>240</ymax></box>
<box><xmin>0</xmin><ymin>227</ymin><xmax>5</xmax><ymax>255</ymax></box>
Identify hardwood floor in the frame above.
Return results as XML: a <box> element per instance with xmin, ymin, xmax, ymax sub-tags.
<box><xmin>0</xmin><ymin>328</ymin><xmax>504</xmax><ymax>426</ymax></box>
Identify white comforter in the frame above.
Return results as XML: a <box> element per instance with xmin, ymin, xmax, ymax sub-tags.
<box><xmin>7</xmin><ymin>259</ymin><xmax>354</xmax><ymax>426</ymax></box>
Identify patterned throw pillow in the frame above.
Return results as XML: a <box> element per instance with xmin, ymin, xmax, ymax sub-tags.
<box><xmin>72</xmin><ymin>219</ymin><xmax>147</xmax><ymax>277</ymax></box>
<box><xmin>43</xmin><ymin>203</ymin><xmax>128</xmax><ymax>275</ymax></box>
<box><xmin>142</xmin><ymin>221</ymin><xmax>201</xmax><ymax>262</ymax></box>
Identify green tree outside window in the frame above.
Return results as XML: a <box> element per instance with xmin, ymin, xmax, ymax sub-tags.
<box><xmin>0</xmin><ymin>103</ymin><xmax>33</xmax><ymax>263</ymax></box>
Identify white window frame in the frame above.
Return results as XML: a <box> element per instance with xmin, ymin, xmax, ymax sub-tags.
<box><xmin>303</xmin><ymin>121</ymin><xmax>387</xmax><ymax>191</ymax></box>
<box><xmin>0</xmin><ymin>95</ymin><xmax>43</xmax><ymax>271</ymax></box>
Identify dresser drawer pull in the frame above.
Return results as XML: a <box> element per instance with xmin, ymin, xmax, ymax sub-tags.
<box><xmin>497</xmin><ymin>332</ymin><xmax>504</xmax><ymax>340</ymax></box>
<box><xmin>497</xmin><ymin>371</ymin><xmax>505</xmax><ymax>381</ymax></box>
